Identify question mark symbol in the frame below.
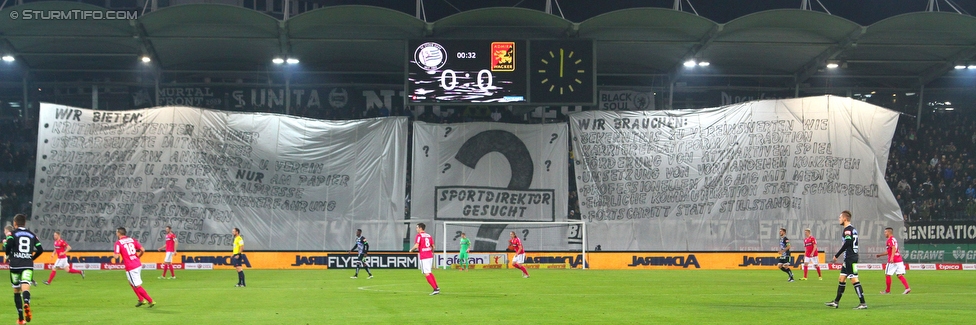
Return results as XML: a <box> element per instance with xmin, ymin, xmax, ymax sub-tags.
<box><xmin>545</xmin><ymin>160</ymin><xmax>551</xmax><ymax>171</ymax></box>
<box><xmin>549</xmin><ymin>133</ymin><xmax>558</xmax><ymax>144</ymax></box>
<box><xmin>522</xmin><ymin>229</ymin><xmax>529</xmax><ymax>241</ymax></box>
<box><xmin>445</xmin><ymin>127</ymin><xmax>454</xmax><ymax>137</ymax></box>
<box><xmin>422</xmin><ymin>145</ymin><xmax>430</xmax><ymax>157</ymax></box>
<box><xmin>453</xmin><ymin>231</ymin><xmax>462</xmax><ymax>241</ymax></box>
<box><xmin>442</xmin><ymin>163</ymin><xmax>451</xmax><ymax>173</ymax></box>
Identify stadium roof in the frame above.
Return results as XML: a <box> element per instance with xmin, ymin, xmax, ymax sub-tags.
<box><xmin>0</xmin><ymin>2</ymin><xmax>974</xmax><ymax>94</ymax></box>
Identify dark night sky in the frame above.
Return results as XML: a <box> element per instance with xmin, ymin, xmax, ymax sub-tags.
<box><xmin>318</xmin><ymin>0</ymin><xmax>974</xmax><ymax>25</ymax></box>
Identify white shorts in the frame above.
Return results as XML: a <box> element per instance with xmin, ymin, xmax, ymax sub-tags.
<box><xmin>164</xmin><ymin>252</ymin><xmax>175</xmax><ymax>263</ymax></box>
<box><xmin>125</xmin><ymin>267</ymin><xmax>143</xmax><ymax>287</ymax></box>
<box><xmin>512</xmin><ymin>253</ymin><xmax>525</xmax><ymax>264</ymax></box>
<box><xmin>885</xmin><ymin>262</ymin><xmax>906</xmax><ymax>275</ymax></box>
<box><xmin>419</xmin><ymin>258</ymin><xmax>433</xmax><ymax>274</ymax></box>
<box><xmin>54</xmin><ymin>257</ymin><xmax>69</xmax><ymax>269</ymax></box>
<box><xmin>803</xmin><ymin>256</ymin><xmax>819</xmax><ymax>265</ymax></box>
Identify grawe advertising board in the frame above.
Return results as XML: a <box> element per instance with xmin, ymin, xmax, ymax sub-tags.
<box><xmin>902</xmin><ymin>243</ymin><xmax>976</xmax><ymax>263</ymax></box>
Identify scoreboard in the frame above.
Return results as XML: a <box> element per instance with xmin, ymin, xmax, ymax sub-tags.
<box><xmin>406</xmin><ymin>39</ymin><xmax>594</xmax><ymax>106</ymax></box>
<box><xmin>407</xmin><ymin>40</ymin><xmax>527</xmax><ymax>104</ymax></box>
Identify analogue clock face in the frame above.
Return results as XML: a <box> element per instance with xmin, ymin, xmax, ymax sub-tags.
<box><xmin>537</xmin><ymin>48</ymin><xmax>585</xmax><ymax>96</ymax></box>
<box><xmin>529</xmin><ymin>40</ymin><xmax>594</xmax><ymax>105</ymax></box>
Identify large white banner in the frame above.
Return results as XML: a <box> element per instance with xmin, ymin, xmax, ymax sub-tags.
<box><xmin>570</xmin><ymin>96</ymin><xmax>902</xmax><ymax>255</ymax></box>
<box><xmin>32</xmin><ymin>104</ymin><xmax>407</xmax><ymax>251</ymax></box>
<box><xmin>411</xmin><ymin>122</ymin><xmax>569</xmax><ymax>251</ymax></box>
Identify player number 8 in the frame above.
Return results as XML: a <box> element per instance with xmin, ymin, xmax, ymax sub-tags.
<box><xmin>18</xmin><ymin>237</ymin><xmax>30</xmax><ymax>253</ymax></box>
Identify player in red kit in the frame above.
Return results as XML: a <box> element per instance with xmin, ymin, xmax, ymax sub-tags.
<box><xmin>509</xmin><ymin>231</ymin><xmax>529</xmax><ymax>278</ymax></box>
<box><xmin>876</xmin><ymin>227</ymin><xmax>910</xmax><ymax>294</ymax></box>
<box><xmin>113</xmin><ymin>227</ymin><xmax>154</xmax><ymax>307</ymax></box>
<box><xmin>409</xmin><ymin>223</ymin><xmax>439</xmax><ymax>295</ymax></box>
<box><xmin>801</xmin><ymin>229</ymin><xmax>822</xmax><ymax>280</ymax></box>
<box><xmin>44</xmin><ymin>232</ymin><xmax>84</xmax><ymax>285</ymax></box>
<box><xmin>156</xmin><ymin>226</ymin><xmax>178</xmax><ymax>279</ymax></box>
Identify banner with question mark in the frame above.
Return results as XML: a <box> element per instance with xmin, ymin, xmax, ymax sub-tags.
<box><xmin>411</xmin><ymin>121</ymin><xmax>569</xmax><ymax>252</ymax></box>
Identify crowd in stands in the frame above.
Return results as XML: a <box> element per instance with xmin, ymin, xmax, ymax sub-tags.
<box><xmin>886</xmin><ymin>111</ymin><xmax>976</xmax><ymax>222</ymax></box>
<box><xmin>2</xmin><ymin>104</ymin><xmax>974</xmax><ymax>224</ymax></box>
<box><xmin>0</xmin><ymin>120</ymin><xmax>36</xmax><ymax>221</ymax></box>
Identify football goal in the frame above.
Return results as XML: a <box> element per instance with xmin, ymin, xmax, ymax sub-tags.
<box><xmin>441</xmin><ymin>221</ymin><xmax>586</xmax><ymax>269</ymax></box>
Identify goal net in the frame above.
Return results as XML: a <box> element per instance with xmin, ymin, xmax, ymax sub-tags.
<box><xmin>441</xmin><ymin>221</ymin><xmax>586</xmax><ymax>269</ymax></box>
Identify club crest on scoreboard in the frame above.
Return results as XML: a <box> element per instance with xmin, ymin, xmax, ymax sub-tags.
<box><xmin>491</xmin><ymin>42</ymin><xmax>515</xmax><ymax>72</ymax></box>
<box><xmin>414</xmin><ymin>42</ymin><xmax>447</xmax><ymax>71</ymax></box>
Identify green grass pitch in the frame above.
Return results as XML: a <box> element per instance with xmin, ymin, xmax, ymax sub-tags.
<box><xmin>18</xmin><ymin>268</ymin><xmax>976</xmax><ymax>324</ymax></box>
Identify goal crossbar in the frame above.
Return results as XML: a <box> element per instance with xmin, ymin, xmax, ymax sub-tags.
<box><xmin>442</xmin><ymin>221</ymin><xmax>586</xmax><ymax>269</ymax></box>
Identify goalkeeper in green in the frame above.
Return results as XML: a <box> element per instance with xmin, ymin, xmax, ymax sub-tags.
<box><xmin>459</xmin><ymin>233</ymin><xmax>471</xmax><ymax>271</ymax></box>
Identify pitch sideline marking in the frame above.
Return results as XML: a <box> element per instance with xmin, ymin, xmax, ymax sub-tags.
<box><xmin>357</xmin><ymin>283</ymin><xmax>976</xmax><ymax>297</ymax></box>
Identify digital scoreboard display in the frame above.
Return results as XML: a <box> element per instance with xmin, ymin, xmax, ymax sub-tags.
<box><xmin>407</xmin><ymin>40</ymin><xmax>527</xmax><ymax>104</ymax></box>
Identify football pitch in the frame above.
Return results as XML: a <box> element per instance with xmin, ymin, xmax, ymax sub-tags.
<box><xmin>19</xmin><ymin>269</ymin><xmax>976</xmax><ymax>324</ymax></box>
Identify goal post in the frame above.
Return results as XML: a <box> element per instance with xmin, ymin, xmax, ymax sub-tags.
<box><xmin>441</xmin><ymin>221</ymin><xmax>586</xmax><ymax>269</ymax></box>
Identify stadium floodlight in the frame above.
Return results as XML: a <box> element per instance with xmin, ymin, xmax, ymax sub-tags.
<box><xmin>956</xmin><ymin>64</ymin><xmax>967</xmax><ymax>69</ymax></box>
<box><xmin>683</xmin><ymin>60</ymin><xmax>696</xmax><ymax>68</ymax></box>
<box><xmin>442</xmin><ymin>221</ymin><xmax>587</xmax><ymax>270</ymax></box>
<box><xmin>141</xmin><ymin>56</ymin><xmax>151</xmax><ymax>63</ymax></box>
<box><xmin>286</xmin><ymin>58</ymin><xmax>299</xmax><ymax>65</ymax></box>
<box><xmin>272</xmin><ymin>57</ymin><xmax>285</xmax><ymax>64</ymax></box>
<box><xmin>826</xmin><ymin>60</ymin><xmax>839</xmax><ymax>69</ymax></box>
<box><xmin>968</xmin><ymin>64</ymin><xmax>976</xmax><ymax>69</ymax></box>
<box><xmin>697</xmin><ymin>61</ymin><xmax>710</xmax><ymax>67</ymax></box>
<box><xmin>1</xmin><ymin>55</ymin><xmax>14</xmax><ymax>62</ymax></box>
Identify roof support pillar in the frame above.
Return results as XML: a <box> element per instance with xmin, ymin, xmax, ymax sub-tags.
<box><xmin>668</xmin><ymin>81</ymin><xmax>674</xmax><ymax>110</ymax></box>
<box><xmin>154</xmin><ymin>72</ymin><xmax>161</xmax><ymax>107</ymax></box>
<box><xmin>285</xmin><ymin>72</ymin><xmax>291</xmax><ymax>115</ymax></box>
<box><xmin>92</xmin><ymin>84</ymin><xmax>99</xmax><ymax>110</ymax></box>
<box><xmin>22</xmin><ymin>74</ymin><xmax>28</xmax><ymax>127</ymax></box>
<box><xmin>916</xmin><ymin>84</ymin><xmax>924</xmax><ymax>130</ymax></box>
